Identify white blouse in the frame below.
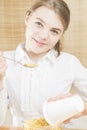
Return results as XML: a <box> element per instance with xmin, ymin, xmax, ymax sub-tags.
<box><xmin>0</xmin><ymin>43</ymin><xmax>87</xmax><ymax>126</ymax></box>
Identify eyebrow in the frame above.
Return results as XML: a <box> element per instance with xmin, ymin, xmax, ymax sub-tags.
<box><xmin>36</xmin><ymin>17</ymin><xmax>62</xmax><ymax>33</ymax></box>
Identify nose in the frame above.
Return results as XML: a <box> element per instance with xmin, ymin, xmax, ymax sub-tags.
<box><xmin>38</xmin><ymin>29</ymin><xmax>49</xmax><ymax>40</ymax></box>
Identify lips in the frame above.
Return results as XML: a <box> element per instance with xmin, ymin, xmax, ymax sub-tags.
<box><xmin>33</xmin><ymin>38</ymin><xmax>47</xmax><ymax>46</ymax></box>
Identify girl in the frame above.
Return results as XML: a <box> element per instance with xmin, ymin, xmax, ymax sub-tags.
<box><xmin>0</xmin><ymin>0</ymin><xmax>87</xmax><ymax>127</ymax></box>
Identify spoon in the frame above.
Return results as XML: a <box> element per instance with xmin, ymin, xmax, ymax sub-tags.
<box><xmin>0</xmin><ymin>56</ymin><xmax>38</xmax><ymax>68</ymax></box>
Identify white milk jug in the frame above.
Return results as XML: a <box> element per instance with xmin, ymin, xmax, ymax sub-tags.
<box><xmin>43</xmin><ymin>95</ymin><xmax>84</xmax><ymax>126</ymax></box>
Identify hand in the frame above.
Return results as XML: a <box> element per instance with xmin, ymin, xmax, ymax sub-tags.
<box><xmin>0</xmin><ymin>51</ymin><xmax>7</xmax><ymax>90</ymax></box>
<box><xmin>63</xmin><ymin>112</ymin><xmax>83</xmax><ymax>124</ymax></box>
<box><xmin>63</xmin><ymin>100</ymin><xmax>87</xmax><ymax>124</ymax></box>
<box><xmin>0</xmin><ymin>51</ymin><xmax>7</xmax><ymax>78</ymax></box>
<box><xmin>48</xmin><ymin>93</ymin><xmax>72</xmax><ymax>102</ymax></box>
<box><xmin>48</xmin><ymin>93</ymin><xmax>87</xmax><ymax>124</ymax></box>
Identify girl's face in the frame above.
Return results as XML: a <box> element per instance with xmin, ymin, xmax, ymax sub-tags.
<box><xmin>25</xmin><ymin>6</ymin><xmax>64</xmax><ymax>55</ymax></box>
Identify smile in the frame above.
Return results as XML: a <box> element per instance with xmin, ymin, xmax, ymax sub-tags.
<box><xmin>33</xmin><ymin>38</ymin><xmax>47</xmax><ymax>46</ymax></box>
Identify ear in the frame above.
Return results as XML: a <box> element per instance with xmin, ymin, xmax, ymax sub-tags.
<box><xmin>25</xmin><ymin>11</ymin><xmax>30</xmax><ymax>26</ymax></box>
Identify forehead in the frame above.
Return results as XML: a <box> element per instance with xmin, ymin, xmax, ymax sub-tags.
<box><xmin>30</xmin><ymin>6</ymin><xmax>64</xmax><ymax>30</ymax></box>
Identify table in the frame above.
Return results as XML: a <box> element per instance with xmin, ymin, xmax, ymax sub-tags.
<box><xmin>0</xmin><ymin>126</ymin><xmax>84</xmax><ymax>130</ymax></box>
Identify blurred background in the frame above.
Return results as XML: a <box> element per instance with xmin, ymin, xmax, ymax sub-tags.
<box><xmin>0</xmin><ymin>0</ymin><xmax>87</xmax><ymax>129</ymax></box>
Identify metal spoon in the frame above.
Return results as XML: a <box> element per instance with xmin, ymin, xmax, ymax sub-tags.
<box><xmin>0</xmin><ymin>56</ymin><xmax>38</xmax><ymax>68</ymax></box>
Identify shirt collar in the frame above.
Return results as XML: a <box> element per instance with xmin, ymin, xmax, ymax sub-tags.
<box><xmin>39</xmin><ymin>49</ymin><xmax>59</xmax><ymax>65</ymax></box>
<box><xmin>15</xmin><ymin>43</ymin><xmax>59</xmax><ymax>65</ymax></box>
<box><xmin>15</xmin><ymin>43</ymin><xmax>28</xmax><ymax>62</ymax></box>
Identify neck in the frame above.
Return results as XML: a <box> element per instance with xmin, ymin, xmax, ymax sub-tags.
<box><xmin>23</xmin><ymin>46</ymin><xmax>48</xmax><ymax>62</ymax></box>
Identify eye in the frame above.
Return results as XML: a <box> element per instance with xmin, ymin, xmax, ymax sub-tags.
<box><xmin>51</xmin><ymin>30</ymin><xmax>59</xmax><ymax>35</ymax></box>
<box><xmin>35</xmin><ymin>21</ymin><xmax>43</xmax><ymax>27</ymax></box>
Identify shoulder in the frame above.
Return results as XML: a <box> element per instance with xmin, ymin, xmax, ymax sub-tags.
<box><xmin>59</xmin><ymin>52</ymin><xmax>80</xmax><ymax>62</ymax></box>
<box><xmin>60</xmin><ymin>52</ymin><xmax>76</xmax><ymax>58</ymax></box>
<box><xmin>54</xmin><ymin>51</ymin><xmax>82</xmax><ymax>66</ymax></box>
<box><xmin>3</xmin><ymin>50</ymin><xmax>15</xmax><ymax>59</ymax></box>
<box><xmin>50</xmin><ymin>50</ymin><xmax>81</xmax><ymax>65</ymax></box>
<box><xmin>3</xmin><ymin>43</ymin><xmax>22</xmax><ymax>59</ymax></box>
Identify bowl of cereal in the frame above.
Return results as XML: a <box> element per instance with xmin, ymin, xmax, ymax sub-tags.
<box><xmin>23</xmin><ymin>118</ymin><xmax>62</xmax><ymax>130</ymax></box>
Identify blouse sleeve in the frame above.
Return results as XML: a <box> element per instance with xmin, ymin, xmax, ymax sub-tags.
<box><xmin>71</xmin><ymin>56</ymin><xmax>87</xmax><ymax>102</ymax></box>
<box><xmin>0</xmin><ymin>79</ymin><xmax>8</xmax><ymax>125</ymax></box>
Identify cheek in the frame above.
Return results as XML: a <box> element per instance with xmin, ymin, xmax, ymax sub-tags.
<box><xmin>50</xmin><ymin>37</ymin><xmax>59</xmax><ymax>47</ymax></box>
<box><xmin>26</xmin><ymin>25</ymin><xmax>38</xmax><ymax>39</ymax></box>
<box><xmin>26</xmin><ymin>26</ymin><xmax>32</xmax><ymax>37</ymax></box>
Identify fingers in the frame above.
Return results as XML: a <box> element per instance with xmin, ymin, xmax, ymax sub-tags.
<box><xmin>0</xmin><ymin>52</ymin><xmax>7</xmax><ymax>79</ymax></box>
<box><xmin>48</xmin><ymin>93</ymin><xmax>72</xmax><ymax>102</ymax></box>
<box><xmin>63</xmin><ymin>119</ymin><xmax>71</xmax><ymax>124</ymax></box>
<box><xmin>63</xmin><ymin>112</ymin><xmax>82</xmax><ymax>124</ymax></box>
